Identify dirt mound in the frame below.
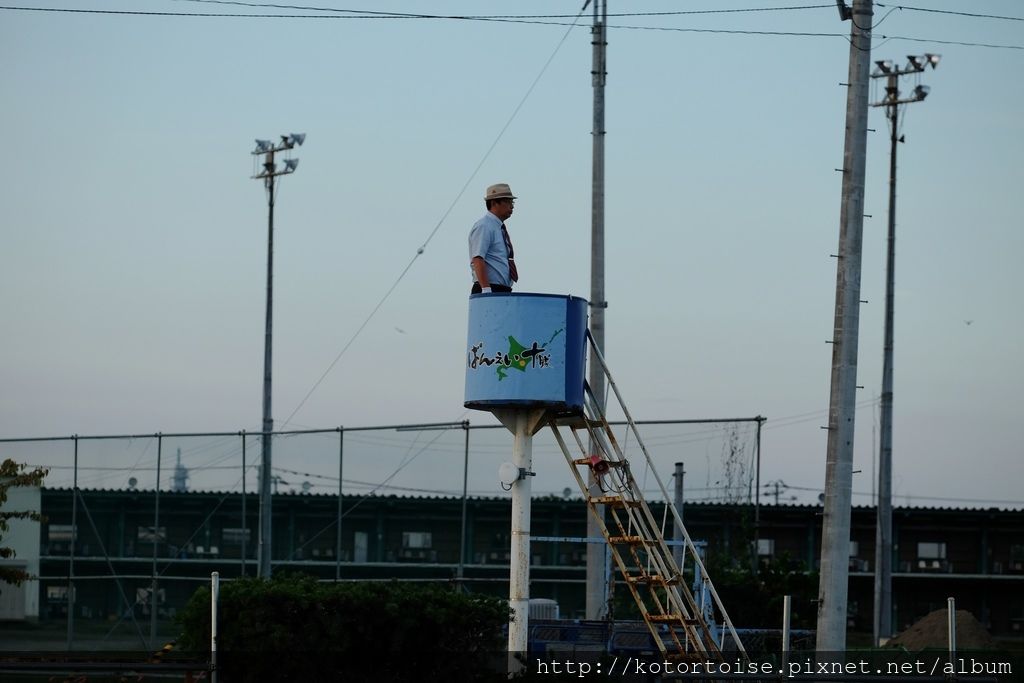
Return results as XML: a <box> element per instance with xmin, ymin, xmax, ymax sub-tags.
<box><xmin>888</xmin><ymin>609</ymin><xmax>996</xmax><ymax>651</ymax></box>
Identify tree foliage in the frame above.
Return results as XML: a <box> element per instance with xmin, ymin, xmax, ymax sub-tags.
<box><xmin>0</xmin><ymin>458</ymin><xmax>49</xmax><ymax>588</ymax></box>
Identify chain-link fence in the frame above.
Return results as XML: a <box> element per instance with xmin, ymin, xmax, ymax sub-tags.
<box><xmin>0</xmin><ymin>417</ymin><xmax>763</xmax><ymax>650</ymax></box>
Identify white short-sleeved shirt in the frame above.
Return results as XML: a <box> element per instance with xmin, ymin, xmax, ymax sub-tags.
<box><xmin>468</xmin><ymin>212</ymin><xmax>511</xmax><ymax>288</ymax></box>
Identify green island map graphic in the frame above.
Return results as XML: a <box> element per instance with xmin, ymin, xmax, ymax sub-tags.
<box><xmin>468</xmin><ymin>327</ymin><xmax>565</xmax><ymax>381</ymax></box>
<box><xmin>497</xmin><ymin>328</ymin><xmax>564</xmax><ymax>380</ymax></box>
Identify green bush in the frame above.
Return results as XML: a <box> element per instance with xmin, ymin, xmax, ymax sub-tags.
<box><xmin>178</xmin><ymin>574</ymin><xmax>511</xmax><ymax>682</ymax></box>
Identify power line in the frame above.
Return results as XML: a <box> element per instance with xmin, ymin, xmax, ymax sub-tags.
<box><xmin>5</xmin><ymin>5</ymin><xmax>1022</xmax><ymax>49</ymax></box>
<box><xmin>178</xmin><ymin>0</ymin><xmax>1024</xmax><ymax>23</ymax></box>
<box><xmin>0</xmin><ymin>5</ymin><xmax>844</xmax><ymax>37</ymax></box>
<box><xmin>874</xmin><ymin>34</ymin><xmax>1024</xmax><ymax>50</ymax></box>
<box><xmin>0</xmin><ymin>3</ymin><xmax>833</xmax><ymax>21</ymax></box>
<box><xmin>281</xmin><ymin>423</ymin><xmax>454</xmax><ymax>560</ymax></box>
<box><xmin>280</xmin><ymin>4</ymin><xmax>587</xmax><ymax>427</ymax></box>
<box><xmin>875</xmin><ymin>4</ymin><xmax>1024</xmax><ymax>22</ymax></box>
<box><xmin>782</xmin><ymin>483</ymin><xmax>1024</xmax><ymax>507</ymax></box>
<box><xmin>178</xmin><ymin>1</ymin><xmax>838</xmax><ymax>19</ymax></box>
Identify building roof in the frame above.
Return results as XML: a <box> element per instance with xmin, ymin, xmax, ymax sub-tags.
<box><xmin>38</xmin><ymin>486</ymin><xmax>1024</xmax><ymax>512</ymax></box>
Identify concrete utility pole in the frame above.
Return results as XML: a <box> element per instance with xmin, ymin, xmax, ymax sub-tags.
<box><xmin>585</xmin><ymin>0</ymin><xmax>609</xmax><ymax>620</ymax></box>
<box><xmin>251</xmin><ymin>133</ymin><xmax>305</xmax><ymax>578</ymax></box>
<box><xmin>816</xmin><ymin>0</ymin><xmax>872</xmax><ymax>652</ymax></box>
<box><xmin>870</xmin><ymin>53</ymin><xmax>940</xmax><ymax>646</ymax></box>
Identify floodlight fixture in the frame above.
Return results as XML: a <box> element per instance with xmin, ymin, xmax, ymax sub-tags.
<box><xmin>913</xmin><ymin>84</ymin><xmax>930</xmax><ymax>101</ymax></box>
<box><xmin>875</xmin><ymin>60</ymin><xmax>893</xmax><ymax>75</ymax></box>
<box><xmin>283</xmin><ymin>158</ymin><xmax>299</xmax><ymax>172</ymax></box>
<box><xmin>254</xmin><ymin>139</ymin><xmax>272</xmax><ymax>153</ymax></box>
<box><xmin>289</xmin><ymin>133</ymin><xmax>306</xmax><ymax>146</ymax></box>
<box><xmin>499</xmin><ymin>461</ymin><xmax>522</xmax><ymax>486</ymax></box>
<box><xmin>907</xmin><ymin>55</ymin><xmax>924</xmax><ymax>71</ymax></box>
<box><xmin>925</xmin><ymin>53</ymin><xmax>941</xmax><ymax>69</ymax></box>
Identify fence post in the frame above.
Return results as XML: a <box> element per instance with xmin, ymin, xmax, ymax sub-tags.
<box><xmin>947</xmin><ymin>596</ymin><xmax>957</xmax><ymax>672</ymax></box>
<box><xmin>66</xmin><ymin>435</ymin><xmax>78</xmax><ymax>650</ymax></box>
<box><xmin>150</xmin><ymin>433</ymin><xmax>162</xmax><ymax>649</ymax></box>
<box><xmin>458</xmin><ymin>420</ymin><xmax>470</xmax><ymax>587</ymax></box>
<box><xmin>335</xmin><ymin>427</ymin><xmax>344</xmax><ymax>580</ymax></box>
<box><xmin>211</xmin><ymin>571</ymin><xmax>220</xmax><ymax>683</ymax></box>
<box><xmin>782</xmin><ymin>594</ymin><xmax>792</xmax><ymax>670</ymax></box>
<box><xmin>241</xmin><ymin>431</ymin><xmax>247</xmax><ymax>576</ymax></box>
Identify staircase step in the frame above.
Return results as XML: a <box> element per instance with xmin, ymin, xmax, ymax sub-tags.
<box><xmin>625</xmin><ymin>574</ymin><xmax>680</xmax><ymax>586</ymax></box>
<box><xmin>647</xmin><ymin>613</ymin><xmax>699</xmax><ymax>626</ymax></box>
<box><xmin>607</xmin><ymin>535</ymin><xmax>645</xmax><ymax>545</ymax></box>
<box><xmin>553</xmin><ymin>414</ymin><xmax>603</xmax><ymax>429</ymax></box>
<box><xmin>587</xmin><ymin>495</ymin><xmax>641</xmax><ymax>508</ymax></box>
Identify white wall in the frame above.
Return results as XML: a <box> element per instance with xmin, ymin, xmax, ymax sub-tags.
<box><xmin>0</xmin><ymin>484</ymin><xmax>41</xmax><ymax>619</ymax></box>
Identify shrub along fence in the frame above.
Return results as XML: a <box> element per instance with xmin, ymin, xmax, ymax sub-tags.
<box><xmin>178</xmin><ymin>574</ymin><xmax>513</xmax><ymax>682</ymax></box>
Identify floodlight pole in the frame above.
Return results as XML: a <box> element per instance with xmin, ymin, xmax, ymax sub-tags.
<box><xmin>251</xmin><ymin>135</ymin><xmax>303</xmax><ymax>579</ymax></box>
<box><xmin>870</xmin><ymin>55</ymin><xmax>938</xmax><ymax>646</ymax></box>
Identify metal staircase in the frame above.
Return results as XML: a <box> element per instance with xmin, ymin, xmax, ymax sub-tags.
<box><xmin>548</xmin><ymin>330</ymin><xmax>750</xmax><ymax>663</ymax></box>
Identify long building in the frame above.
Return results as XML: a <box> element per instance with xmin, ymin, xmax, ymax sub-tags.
<box><xmin>3</xmin><ymin>487</ymin><xmax>1023</xmax><ymax>638</ymax></box>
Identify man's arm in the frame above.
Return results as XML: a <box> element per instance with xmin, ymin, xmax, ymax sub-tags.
<box><xmin>471</xmin><ymin>256</ymin><xmax>491</xmax><ymax>291</ymax></box>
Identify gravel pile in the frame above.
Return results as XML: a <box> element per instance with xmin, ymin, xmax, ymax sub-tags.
<box><xmin>888</xmin><ymin>608</ymin><xmax>996</xmax><ymax>651</ymax></box>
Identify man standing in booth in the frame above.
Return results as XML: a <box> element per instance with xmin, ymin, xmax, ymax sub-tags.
<box><xmin>469</xmin><ymin>183</ymin><xmax>519</xmax><ymax>294</ymax></box>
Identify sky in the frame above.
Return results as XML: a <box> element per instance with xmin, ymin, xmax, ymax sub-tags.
<box><xmin>1</xmin><ymin>1</ymin><xmax>1022</xmax><ymax>510</ymax></box>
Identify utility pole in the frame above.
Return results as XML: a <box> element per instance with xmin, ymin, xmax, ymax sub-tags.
<box><xmin>251</xmin><ymin>133</ymin><xmax>305</xmax><ymax>579</ymax></box>
<box><xmin>585</xmin><ymin>0</ymin><xmax>609</xmax><ymax>621</ymax></box>
<box><xmin>816</xmin><ymin>0</ymin><xmax>872</xmax><ymax>652</ymax></box>
<box><xmin>870</xmin><ymin>53</ymin><xmax>940</xmax><ymax>646</ymax></box>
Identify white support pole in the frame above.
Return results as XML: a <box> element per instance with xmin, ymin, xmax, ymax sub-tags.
<box><xmin>211</xmin><ymin>571</ymin><xmax>220</xmax><ymax>683</ymax></box>
<box><xmin>508</xmin><ymin>410</ymin><xmax>535</xmax><ymax>670</ymax></box>
<box><xmin>947</xmin><ymin>596</ymin><xmax>957</xmax><ymax>672</ymax></box>
<box><xmin>782</xmin><ymin>594</ymin><xmax>792</xmax><ymax>671</ymax></box>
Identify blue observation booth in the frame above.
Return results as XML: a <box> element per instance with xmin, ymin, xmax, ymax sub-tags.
<box><xmin>464</xmin><ymin>293</ymin><xmax>589</xmax><ymax>413</ymax></box>
<box><xmin>464</xmin><ymin>291</ymin><xmax>589</xmax><ymax>666</ymax></box>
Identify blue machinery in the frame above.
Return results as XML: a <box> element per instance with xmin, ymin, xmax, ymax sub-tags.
<box><xmin>465</xmin><ymin>293</ymin><xmax>749</xmax><ymax>666</ymax></box>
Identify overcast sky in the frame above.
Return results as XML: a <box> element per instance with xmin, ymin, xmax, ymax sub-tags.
<box><xmin>1</xmin><ymin>1</ymin><xmax>1021</xmax><ymax>509</ymax></box>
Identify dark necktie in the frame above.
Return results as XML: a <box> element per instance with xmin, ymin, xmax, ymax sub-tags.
<box><xmin>501</xmin><ymin>223</ymin><xmax>519</xmax><ymax>283</ymax></box>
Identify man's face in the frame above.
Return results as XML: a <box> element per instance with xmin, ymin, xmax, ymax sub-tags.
<box><xmin>494</xmin><ymin>198</ymin><xmax>515</xmax><ymax>221</ymax></box>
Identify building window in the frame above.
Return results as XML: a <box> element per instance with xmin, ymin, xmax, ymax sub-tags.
<box><xmin>399</xmin><ymin>532</ymin><xmax>433</xmax><ymax>562</ymax></box>
<box><xmin>46</xmin><ymin>586</ymin><xmax>71</xmax><ymax>602</ymax></box>
<box><xmin>848</xmin><ymin>541</ymin><xmax>870</xmax><ymax>571</ymax></box>
<box><xmin>757</xmin><ymin>539</ymin><xmax>775</xmax><ymax>557</ymax></box>
<box><xmin>916</xmin><ymin>541</ymin><xmax>948</xmax><ymax>572</ymax></box>
<box><xmin>222</xmin><ymin>528</ymin><xmax>251</xmax><ymax>545</ymax></box>
<box><xmin>1009</xmin><ymin>545</ymin><xmax>1024</xmax><ymax>573</ymax></box>
<box><xmin>402</xmin><ymin>532</ymin><xmax>432</xmax><ymax>549</ymax></box>
<box><xmin>917</xmin><ymin>542</ymin><xmax>946</xmax><ymax>560</ymax></box>
<box><xmin>48</xmin><ymin>524</ymin><xmax>76</xmax><ymax>542</ymax></box>
<box><xmin>46</xmin><ymin>524</ymin><xmax>77</xmax><ymax>554</ymax></box>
